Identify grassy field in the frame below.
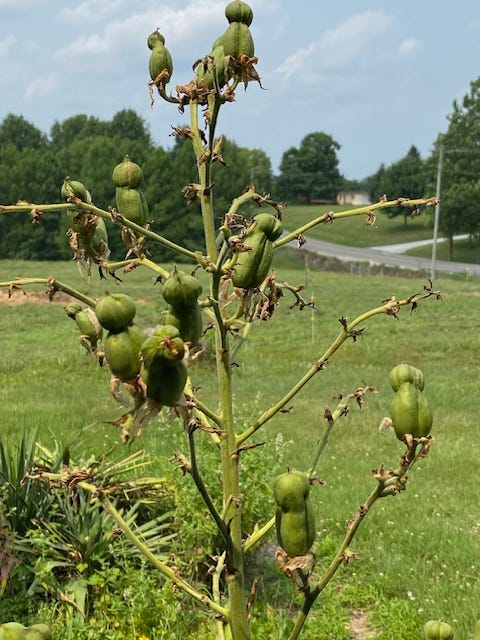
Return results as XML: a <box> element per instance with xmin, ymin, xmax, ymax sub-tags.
<box><xmin>1</xmin><ymin>254</ymin><xmax>480</xmax><ymax>638</ymax></box>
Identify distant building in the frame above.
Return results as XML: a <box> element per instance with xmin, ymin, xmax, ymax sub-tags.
<box><xmin>337</xmin><ymin>191</ymin><xmax>371</xmax><ymax>206</ymax></box>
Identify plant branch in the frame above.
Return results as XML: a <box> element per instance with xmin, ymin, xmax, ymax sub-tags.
<box><xmin>104</xmin><ymin>256</ymin><xmax>170</xmax><ymax>280</ymax></box>
<box><xmin>77</xmin><ymin>480</ymin><xmax>230</xmax><ymax>620</ymax></box>
<box><xmin>236</xmin><ymin>286</ymin><xmax>438</xmax><ymax>446</ymax></box>
<box><xmin>274</xmin><ymin>197</ymin><xmax>438</xmax><ymax>248</ymax></box>
<box><xmin>308</xmin><ymin>386</ymin><xmax>377</xmax><ymax>476</ymax></box>
<box><xmin>0</xmin><ymin>277</ymin><xmax>96</xmax><ymax>308</ymax></box>
<box><xmin>1</xmin><ymin>201</ymin><xmax>200</xmax><ymax>262</ymax></box>
<box><xmin>243</xmin><ymin>516</ymin><xmax>275</xmax><ymax>553</ymax></box>
<box><xmin>188</xmin><ymin>427</ymin><xmax>233</xmax><ymax>554</ymax></box>
<box><xmin>287</xmin><ymin>439</ymin><xmax>430</xmax><ymax>640</ymax></box>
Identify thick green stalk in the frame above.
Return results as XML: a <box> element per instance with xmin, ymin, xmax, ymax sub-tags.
<box><xmin>189</xmin><ymin>94</ymin><xmax>249</xmax><ymax>639</ymax></box>
<box><xmin>213</xmin><ymin>271</ymin><xmax>250</xmax><ymax>640</ymax></box>
<box><xmin>190</xmin><ymin>99</ymin><xmax>218</xmax><ymax>262</ymax></box>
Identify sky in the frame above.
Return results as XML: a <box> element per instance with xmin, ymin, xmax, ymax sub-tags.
<box><xmin>1</xmin><ymin>0</ymin><xmax>479</xmax><ymax>180</ymax></box>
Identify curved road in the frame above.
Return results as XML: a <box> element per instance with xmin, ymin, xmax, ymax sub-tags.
<box><xmin>288</xmin><ymin>236</ymin><xmax>480</xmax><ymax>277</ymax></box>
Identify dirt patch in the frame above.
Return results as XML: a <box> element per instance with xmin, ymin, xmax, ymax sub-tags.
<box><xmin>0</xmin><ymin>290</ymin><xmax>72</xmax><ymax>306</ymax></box>
<box><xmin>348</xmin><ymin>609</ymin><xmax>376</xmax><ymax>639</ymax></box>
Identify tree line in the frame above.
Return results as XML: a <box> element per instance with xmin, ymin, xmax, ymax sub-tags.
<box><xmin>1</xmin><ymin>73</ymin><xmax>480</xmax><ymax>261</ymax></box>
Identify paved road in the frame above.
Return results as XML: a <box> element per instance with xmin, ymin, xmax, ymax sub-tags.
<box><xmin>288</xmin><ymin>236</ymin><xmax>480</xmax><ymax>277</ymax></box>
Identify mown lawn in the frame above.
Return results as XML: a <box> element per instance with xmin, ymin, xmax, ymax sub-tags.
<box><xmin>1</xmin><ymin>254</ymin><xmax>479</xmax><ymax>638</ymax></box>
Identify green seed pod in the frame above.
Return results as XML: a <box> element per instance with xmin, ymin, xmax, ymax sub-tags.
<box><xmin>82</xmin><ymin>216</ymin><xmax>109</xmax><ymax>263</ymax></box>
<box><xmin>61</xmin><ymin>178</ymin><xmax>90</xmax><ymax>203</ymax></box>
<box><xmin>423</xmin><ymin>620</ymin><xmax>455</xmax><ymax>640</ymax></box>
<box><xmin>165</xmin><ymin>304</ymin><xmax>203</xmax><ymax>346</ymax></box>
<box><xmin>142</xmin><ymin>359</ymin><xmax>187</xmax><ymax>406</ymax></box>
<box><xmin>252</xmin><ymin>212</ymin><xmax>283</xmax><ymax>241</ymax></box>
<box><xmin>64</xmin><ymin>302</ymin><xmax>83</xmax><ymax>318</ymax></box>
<box><xmin>26</xmin><ymin>625</ymin><xmax>52</xmax><ymax>640</ymax></box>
<box><xmin>95</xmin><ymin>293</ymin><xmax>136</xmax><ymax>333</ymax></box>
<box><xmin>196</xmin><ymin>44</ymin><xmax>229</xmax><ymax>91</ymax></box>
<box><xmin>105</xmin><ymin>330</ymin><xmax>141</xmax><ymax>380</ymax></box>
<box><xmin>275</xmin><ymin>501</ymin><xmax>316</xmax><ymax>558</ymax></box>
<box><xmin>115</xmin><ymin>187</ymin><xmax>149</xmax><ymax>226</ymax></box>
<box><xmin>389</xmin><ymin>362</ymin><xmax>424</xmax><ymax>392</ymax></box>
<box><xmin>162</xmin><ymin>270</ymin><xmax>202</xmax><ymax>307</ymax></box>
<box><xmin>127</xmin><ymin>323</ymin><xmax>146</xmax><ymax>353</ymax></box>
<box><xmin>112</xmin><ymin>155</ymin><xmax>143</xmax><ymax>188</ymax></box>
<box><xmin>148</xmin><ymin>31</ymin><xmax>173</xmax><ymax>84</ymax></box>
<box><xmin>61</xmin><ymin>177</ymin><xmax>92</xmax><ymax>234</ymax></box>
<box><xmin>148</xmin><ymin>30</ymin><xmax>165</xmax><ymax>50</ymax></box>
<box><xmin>225</xmin><ymin>0</ymin><xmax>253</xmax><ymax>26</ymax></box>
<box><xmin>231</xmin><ymin>231</ymin><xmax>273</xmax><ymax>289</ymax></box>
<box><xmin>221</xmin><ymin>22</ymin><xmax>254</xmax><ymax>58</ymax></box>
<box><xmin>273</xmin><ymin>470</ymin><xmax>310</xmax><ymax>511</ymax></box>
<box><xmin>0</xmin><ymin>622</ymin><xmax>28</xmax><ymax>640</ymax></box>
<box><xmin>389</xmin><ymin>363</ymin><xmax>433</xmax><ymax>439</ymax></box>
<box><xmin>273</xmin><ymin>470</ymin><xmax>315</xmax><ymax>558</ymax></box>
<box><xmin>75</xmin><ymin>308</ymin><xmax>103</xmax><ymax>346</ymax></box>
<box><xmin>140</xmin><ymin>325</ymin><xmax>185</xmax><ymax>369</ymax></box>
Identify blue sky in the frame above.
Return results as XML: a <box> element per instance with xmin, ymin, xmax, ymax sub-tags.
<box><xmin>1</xmin><ymin>0</ymin><xmax>479</xmax><ymax>179</ymax></box>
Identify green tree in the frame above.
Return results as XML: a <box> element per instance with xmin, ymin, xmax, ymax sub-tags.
<box><xmin>427</xmin><ymin>77</ymin><xmax>480</xmax><ymax>259</ymax></box>
<box><xmin>109</xmin><ymin>109</ymin><xmax>152</xmax><ymax>147</ymax></box>
<box><xmin>49</xmin><ymin>115</ymin><xmax>109</xmax><ymax>149</ymax></box>
<box><xmin>0</xmin><ymin>114</ymin><xmax>47</xmax><ymax>151</ymax></box>
<box><xmin>368</xmin><ymin>146</ymin><xmax>427</xmax><ymax>225</ymax></box>
<box><xmin>276</xmin><ymin>133</ymin><xmax>342</xmax><ymax>203</ymax></box>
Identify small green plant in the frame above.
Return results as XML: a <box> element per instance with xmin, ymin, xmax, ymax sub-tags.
<box><xmin>0</xmin><ymin>1</ymin><xmax>444</xmax><ymax>638</ymax></box>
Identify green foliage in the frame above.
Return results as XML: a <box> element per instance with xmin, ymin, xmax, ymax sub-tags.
<box><xmin>1</xmin><ymin>259</ymin><xmax>479</xmax><ymax>638</ymax></box>
<box><xmin>426</xmin><ymin>76</ymin><xmax>480</xmax><ymax>258</ymax></box>
<box><xmin>0</xmin><ymin>112</ymin><xmax>274</xmax><ymax>263</ymax></box>
<box><xmin>0</xmin><ymin>434</ymin><xmax>176</xmax><ymax>621</ymax></box>
<box><xmin>277</xmin><ymin>132</ymin><xmax>343</xmax><ymax>203</ymax></box>
<box><xmin>367</xmin><ymin>145</ymin><xmax>428</xmax><ymax>222</ymax></box>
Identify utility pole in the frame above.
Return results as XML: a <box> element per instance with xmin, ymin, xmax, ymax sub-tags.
<box><xmin>430</xmin><ymin>145</ymin><xmax>443</xmax><ymax>282</ymax></box>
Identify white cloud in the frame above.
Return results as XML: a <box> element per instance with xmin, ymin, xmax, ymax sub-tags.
<box><xmin>275</xmin><ymin>11</ymin><xmax>393</xmax><ymax>80</ymax></box>
<box><xmin>59</xmin><ymin>0</ymin><xmax>126</xmax><ymax>24</ymax></box>
<box><xmin>398</xmin><ymin>38</ymin><xmax>422</xmax><ymax>57</ymax></box>
<box><xmin>24</xmin><ymin>73</ymin><xmax>58</xmax><ymax>102</ymax></box>
<box><xmin>57</xmin><ymin>0</ymin><xmax>226</xmax><ymax>62</ymax></box>
<box><xmin>0</xmin><ymin>35</ymin><xmax>15</xmax><ymax>58</ymax></box>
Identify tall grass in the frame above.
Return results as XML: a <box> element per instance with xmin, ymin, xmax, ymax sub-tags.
<box><xmin>1</xmin><ymin>256</ymin><xmax>479</xmax><ymax>637</ymax></box>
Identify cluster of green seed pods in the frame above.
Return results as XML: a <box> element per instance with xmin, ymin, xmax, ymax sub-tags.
<box><xmin>195</xmin><ymin>0</ymin><xmax>255</xmax><ymax>92</ymax></box>
<box><xmin>95</xmin><ymin>293</ymin><xmax>144</xmax><ymax>382</ymax></box>
<box><xmin>162</xmin><ymin>269</ymin><xmax>203</xmax><ymax>346</ymax></box>
<box><xmin>61</xmin><ymin>177</ymin><xmax>109</xmax><ymax>263</ymax></box>
<box><xmin>112</xmin><ymin>155</ymin><xmax>149</xmax><ymax>226</ymax></box>
<box><xmin>140</xmin><ymin>325</ymin><xmax>187</xmax><ymax>406</ymax></box>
